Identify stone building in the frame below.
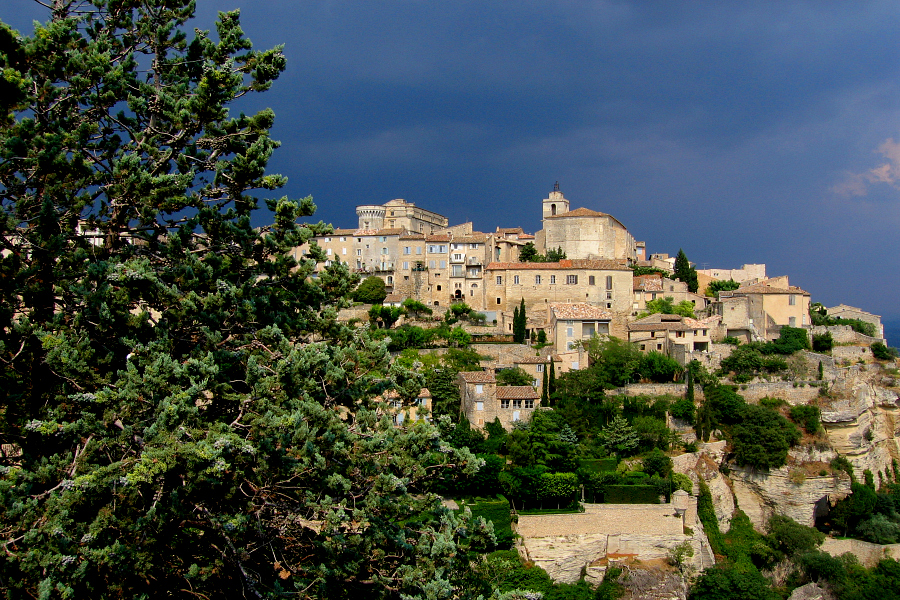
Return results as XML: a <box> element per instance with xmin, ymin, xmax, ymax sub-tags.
<box><xmin>717</xmin><ymin>276</ymin><xmax>811</xmax><ymax>341</ymax></box>
<box><xmin>697</xmin><ymin>263</ymin><xmax>766</xmax><ymax>284</ymax></box>
<box><xmin>632</xmin><ymin>274</ymin><xmax>708</xmax><ymax>316</ymax></box>
<box><xmin>534</xmin><ymin>185</ymin><xmax>639</xmax><ymax>262</ymax></box>
<box><xmin>378</xmin><ymin>388</ymin><xmax>432</xmax><ymax>425</ymax></box>
<box><xmin>512</xmin><ymin>355</ymin><xmax>562</xmax><ymax>395</ymax></box>
<box><xmin>458</xmin><ymin>371</ymin><xmax>541</xmax><ymax>430</ymax></box>
<box><xmin>826</xmin><ymin>304</ymin><xmax>884</xmax><ymax>341</ymax></box>
<box><xmin>355</xmin><ymin>198</ymin><xmax>448</xmax><ymax>233</ymax></box>
<box><xmin>483</xmin><ymin>260</ymin><xmax>632</xmax><ymax>332</ymax></box>
<box><xmin>628</xmin><ymin>314</ymin><xmax>720</xmax><ymax>361</ymax></box>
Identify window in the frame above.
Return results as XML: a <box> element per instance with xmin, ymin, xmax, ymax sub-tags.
<box><xmin>550</xmin><ymin>275</ymin><xmax>556</xmax><ymax>284</ymax></box>
<box><xmin>470</xmin><ymin>243</ymin><xmax>479</xmax><ymax>249</ymax></box>
<box><xmin>340</xmin><ymin>237</ymin><xmax>346</xmax><ymax>242</ymax></box>
<box><xmin>497</xmin><ymin>297</ymin><xmax>502</xmax><ymax>305</ymax></box>
<box><xmin>566</xmin><ymin>275</ymin><xmax>578</xmax><ymax>285</ymax></box>
<box><xmin>640</xmin><ymin>344</ymin><xmax>646</xmax><ymax>350</ymax></box>
<box><xmin>356</xmin><ymin>249</ymin><xmax>362</xmax><ymax>256</ymax></box>
<box><xmin>475</xmin><ymin>384</ymin><xmax>483</xmax><ymax>394</ymax></box>
<box><xmin>702</xmin><ymin>329</ymin><xmax>708</xmax><ymax>336</ymax></box>
<box><xmin>379</xmin><ymin>236</ymin><xmax>387</xmax><ymax>242</ymax></box>
<box><xmin>606</xmin><ymin>276</ymin><xmax>613</xmax><ymax>290</ymax></box>
<box><xmin>567</xmin><ymin>327</ymin><xmax>574</xmax><ymax>337</ymax></box>
<box><xmin>381</xmin><ymin>248</ymin><xmax>388</xmax><ymax>255</ymax></box>
<box><xmin>535</xmin><ymin>275</ymin><xmax>541</xmax><ymax>285</ymax></box>
<box><xmin>676</xmin><ymin>331</ymin><xmax>685</xmax><ymax>338</ymax></box>
<box><xmin>452</xmin><ymin>253</ymin><xmax>463</xmax><ymax>261</ymax></box>
<box><xmin>476</xmin><ymin>401</ymin><xmax>484</xmax><ymax>411</ymax></box>
<box><xmin>494</xmin><ymin>275</ymin><xmax>502</xmax><ymax>285</ymax></box>
<box><xmin>524</xmin><ymin>399</ymin><xmax>534</xmax><ymax>409</ymax></box>
<box><xmin>326</xmin><ymin>248</ymin><xmax>332</xmax><ymax>256</ymax></box>
<box><xmin>404</xmin><ymin>246</ymin><xmax>411</xmax><ymax>255</ymax></box>
<box><xmin>436</xmin><ymin>285</ymin><xmax>441</xmax><ymax>291</ymax></box>
<box><xmin>567</xmin><ymin>341</ymin><xmax>575</xmax><ymax>350</ymax></box>
<box><xmin>589</xmin><ymin>276</ymin><xmax>595</xmax><ymax>285</ymax></box>
<box><xmin>607</xmin><ymin>292</ymin><xmax>613</xmax><ymax>300</ymax></box>
<box><xmin>536</xmin><ymin>364</ymin><xmax>544</xmax><ymax>372</ymax></box>
<box><xmin>429</xmin><ymin>260</ymin><xmax>436</xmax><ymax>268</ymax></box>
<box><xmin>789</xmin><ymin>316</ymin><xmax>797</xmax><ymax>327</ymax></box>
<box><xmin>342</xmin><ymin>248</ymin><xmax>347</xmax><ymax>255</ymax></box>
<box><xmin>323</xmin><ymin>237</ymin><xmax>331</xmax><ymax>243</ymax></box>
<box><xmin>501</xmin><ymin>399</ymin><xmax>510</xmax><ymax>409</ymax></box>
<box><xmin>416</xmin><ymin>247</ymin><xmax>422</xmax><ymax>254</ymax></box>
<box><xmin>451</xmin><ymin>265</ymin><xmax>464</xmax><ymax>277</ymax></box>
<box><xmin>513</xmin><ymin>400</ymin><xmax>522</xmax><ymax>409</ymax></box>
<box><xmin>513</xmin><ymin>275</ymin><xmax>520</xmax><ymax>285</ymax></box>
<box><xmin>439</xmin><ymin>261</ymin><xmax>447</xmax><ymax>269</ymax></box>
<box><xmin>402</xmin><ymin>262</ymin><xmax>409</xmax><ymax>270</ymax></box>
<box><xmin>789</xmin><ymin>294</ymin><xmax>797</xmax><ymax>306</ymax></box>
<box><xmin>657</xmin><ymin>344</ymin><xmax>662</xmax><ymax>351</ymax></box>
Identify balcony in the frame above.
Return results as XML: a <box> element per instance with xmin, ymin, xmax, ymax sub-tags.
<box><xmin>467</xmin><ymin>257</ymin><xmax>483</xmax><ymax>266</ymax></box>
<box><xmin>466</xmin><ymin>267</ymin><xmax>482</xmax><ymax>278</ymax></box>
<box><xmin>450</xmin><ymin>254</ymin><xmax>465</xmax><ymax>264</ymax></box>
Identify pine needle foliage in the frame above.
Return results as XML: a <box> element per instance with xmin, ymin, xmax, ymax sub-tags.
<box><xmin>0</xmin><ymin>3</ymin><xmax>489</xmax><ymax>597</ymax></box>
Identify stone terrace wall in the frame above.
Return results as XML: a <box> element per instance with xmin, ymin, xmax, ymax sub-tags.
<box><xmin>516</xmin><ymin>503</ymin><xmax>714</xmax><ymax>585</ymax></box>
<box><xmin>821</xmin><ymin>538</ymin><xmax>900</xmax><ymax>568</ymax></box>
<box><xmin>833</xmin><ymin>345</ymin><xmax>876</xmax><ymax>364</ymax></box>
<box><xmin>735</xmin><ymin>382</ymin><xmax>822</xmax><ymax>405</ymax></box>
<box><xmin>811</xmin><ymin>325</ymin><xmax>882</xmax><ymax>345</ymax></box>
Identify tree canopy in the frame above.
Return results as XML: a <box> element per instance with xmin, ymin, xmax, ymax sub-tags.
<box><xmin>0</xmin><ymin>4</ymin><xmax>487</xmax><ymax>597</ymax></box>
<box><xmin>673</xmin><ymin>249</ymin><xmax>699</xmax><ymax>293</ymax></box>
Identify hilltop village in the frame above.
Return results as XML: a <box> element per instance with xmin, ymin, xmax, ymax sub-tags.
<box><xmin>294</xmin><ymin>185</ymin><xmax>900</xmax><ymax>599</ymax></box>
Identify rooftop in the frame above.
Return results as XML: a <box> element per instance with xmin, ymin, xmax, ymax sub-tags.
<box><xmin>458</xmin><ymin>371</ymin><xmax>496</xmax><ymax>383</ymax></box>
<box><xmin>496</xmin><ymin>386</ymin><xmax>540</xmax><ymax>399</ymax></box>
<box><xmin>549</xmin><ymin>303</ymin><xmax>613</xmax><ymax>320</ymax></box>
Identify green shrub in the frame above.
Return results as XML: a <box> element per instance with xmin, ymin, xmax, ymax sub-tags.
<box><xmin>579</xmin><ymin>458</ymin><xmax>618</xmax><ymax>473</ymax></box>
<box><xmin>731</xmin><ymin>405</ymin><xmax>801</xmax><ymax>470</ymax></box>
<box><xmin>469</xmin><ymin>497</ymin><xmax>514</xmax><ymax>549</ymax></box>
<box><xmin>642</xmin><ymin>448</ymin><xmax>673</xmax><ymax>477</ymax></box>
<box><xmin>789</xmin><ymin>405</ymin><xmax>822</xmax><ymax>434</ymax></box>
<box><xmin>670</xmin><ymin>397</ymin><xmax>696</xmax><ymax>424</ymax></box>
<box><xmin>812</xmin><ymin>332</ymin><xmax>834</xmax><ymax>352</ymax></box>
<box><xmin>604</xmin><ymin>485</ymin><xmax>660</xmax><ymax>504</ymax></box>
<box><xmin>766</xmin><ymin>514</ymin><xmax>825</xmax><ymax>558</ymax></box>
<box><xmin>872</xmin><ymin>342</ymin><xmax>899</xmax><ymax>361</ymax></box>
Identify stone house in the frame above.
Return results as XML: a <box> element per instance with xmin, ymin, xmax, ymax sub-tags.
<box><xmin>628</xmin><ymin>314</ymin><xmax>720</xmax><ymax>361</ymax></box>
<box><xmin>717</xmin><ymin>276</ymin><xmax>811</xmax><ymax>341</ymax></box>
<box><xmin>512</xmin><ymin>355</ymin><xmax>563</xmax><ymax>395</ymax></box>
<box><xmin>697</xmin><ymin>263</ymin><xmax>766</xmax><ymax>284</ymax></box>
<box><xmin>483</xmin><ymin>260</ymin><xmax>632</xmax><ymax>334</ymax></box>
<box><xmin>356</xmin><ymin>198</ymin><xmax>448</xmax><ymax>233</ymax></box>
<box><xmin>378</xmin><ymin>388</ymin><xmax>433</xmax><ymax>425</ymax></box>
<box><xmin>458</xmin><ymin>371</ymin><xmax>541</xmax><ymax>429</ymax></box>
<box><xmin>632</xmin><ymin>274</ymin><xmax>708</xmax><ymax>316</ymax></box>
<box><xmin>826</xmin><ymin>304</ymin><xmax>884</xmax><ymax>340</ymax></box>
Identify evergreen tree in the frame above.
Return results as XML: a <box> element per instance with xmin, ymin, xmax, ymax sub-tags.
<box><xmin>548</xmin><ymin>360</ymin><xmax>556</xmax><ymax>397</ymax></box>
<box><xmin>673</xmin><ymin>248</ymin><xmax>699</xmax><ymax>293</ymax></box>
<box><xmin>513</xmin><ymin>298</ymin><xmax>527</xmax><ymax>343</ymax></box>
<box><xmin>542</xmin><ymin>365</ymin><xmax>549</xmax><ymax>406</ymax></box>
<box><xmin>518</xmin><ymin>241</ymin><xmax>539</xmax><ymax>262</ymax></box>
<box><xmin>0</xmin><ymin>4</ymin><xmax>488</xmax><ymax>597</ymax></box>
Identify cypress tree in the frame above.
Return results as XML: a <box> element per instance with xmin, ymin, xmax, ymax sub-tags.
<box><xmin>549</xmin><ymin>359</ymin><xmax>557</xmax><ymax>397</ymax></box>
<box><xmin>542</xmin><ymin>365</ymin><xmax>549</xmax><ymax>406</ymax></box>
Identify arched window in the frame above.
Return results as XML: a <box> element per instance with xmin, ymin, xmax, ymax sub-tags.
<box><xmin>551</xmin><ymin>203</ymin><xmax>556</xmax><ymax>216</ymax></box>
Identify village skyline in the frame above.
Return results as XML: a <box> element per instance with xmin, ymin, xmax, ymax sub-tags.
<box><xmin>2</xmin><ymin>0</ymin><xmax>898</xmax><ymax>326</ymax></box>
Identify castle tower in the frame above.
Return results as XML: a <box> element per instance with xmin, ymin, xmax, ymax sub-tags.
<box><xmin>356</xmin><ymin>205</ymin><xmax>386</xmax><ymax>230</ymax></box>
<box><xmin>542</xmin><ymin>181</ymin><xmax>569</xmax><ymax>222</ymax></box>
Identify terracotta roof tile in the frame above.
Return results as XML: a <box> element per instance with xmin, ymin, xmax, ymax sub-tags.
<box><xmin>376</xmin><ymin>228</ymin><xmax>405</xmax><ymax>235</ymax></box>
<box><xmin>399</xmin><ymin>233</ymin><xmax>426</xmax><ymax>240</ymax></box>
<box><xmin>550</xmin><ymin>303</ymin><xmax>613</xmax><ymax>320</ymax></box>
<box><xmin>425</xmin><ymin>234</ymin><xmax>451</xmax><ymax>242</ymax></box>
<box><xmin>514</xmin><ymin>356</ymin><xmax>561</xmax><ymax>364</ymax></box>
<box><xmin>382</xmin><ymin>388</ymin><xmax>432</xmax><ymax>399</ymax></box>
<box><xmin>496</xmin><ymin>386</ymin><xmax>540</xmax><ymax>399</ymax></box>
<box><xmin>727</xmin><ymin>282</ymin><xmax>810</xmax><ymax>296</ymax></box>
<box><xmin>545</xmin><ymin>207</ymin><xmax>607</xmax><ymax>218</ymax></box>
<box><xmin>485</xmin><ymin>259</ymin><xmax>629</xmax><ymax>271</ymax></box>
<box><xmin>459</xmin><ymin>371</ymin><xmax>496</xmax><ymax>383</ymax></box>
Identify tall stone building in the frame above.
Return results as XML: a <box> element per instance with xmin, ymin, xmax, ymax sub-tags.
<box><xmin>534</xmin><ymin>184</ymin><xmax>640</xmax><ymax>262</ymax></box>
<box><xmin>355</xmin><ymin>198</ymin><xmax>448</xmax><ymax>234</ymax></box>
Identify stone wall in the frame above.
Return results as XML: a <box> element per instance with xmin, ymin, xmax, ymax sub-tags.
<box><xmin>735</xmin><ymin>381</ymin><xmax>822</xmax><ymax>405</ymax></box>
<box><xmin>820</xmin><ymin>538</ymin><xmax>900</xmax><ymax>568</ymax></box>
<box><xmin>516</xmin><ymin>502</ymin><xmax>714</xmax><ymax>585</ymax></box>
<box><xmin>810</xmin><ymin>325</ymin><xmax>882</xmax><ymax>345</ymax></box>
<box><xmin>833</xmin><ymin>345</ymin><xmax>876</xmax><ymax>364</ymax></box>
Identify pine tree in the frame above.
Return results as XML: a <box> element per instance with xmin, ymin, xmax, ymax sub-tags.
<box><xmin>513</xmin><ymin>297</ymin><xmax>527</xmax><ymax>343</ymax></box>
<box><xmin>0</xmin><ymin>4</ymin><xmax>489</xmax><ymax>597</ymax></box>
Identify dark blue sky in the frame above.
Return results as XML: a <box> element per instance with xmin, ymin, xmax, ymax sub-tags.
<box><xmin>3</xmin><ymin>1</ymin><xmax>899</xmax><ymax>325</ymax></box>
